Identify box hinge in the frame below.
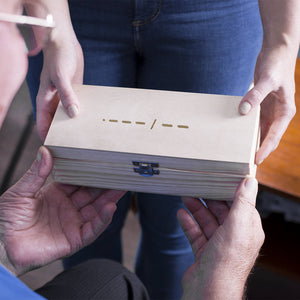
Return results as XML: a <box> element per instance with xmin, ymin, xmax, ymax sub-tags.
<box><xmin>132</xmin><ymin>161</ymin><xmax>160</xmax><ymax>177</ymax></box>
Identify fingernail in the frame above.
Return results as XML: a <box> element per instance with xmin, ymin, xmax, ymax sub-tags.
<box><xmin>239</xmin><ymin>101</ymin><xmax>252</xmax><ymax>115</ymax></box>
<box><xmin>103</xmin><ymin>207</ymin><xmax>115</xmax><ymax>224</ymax></box>
<box><xmin>67</xmin><ymin>104</ymin><xmax>79</xmax><ymax>118</ymax></box>
<box><xmin>36</xmin><ymin>146</ymin><xmax>43</xmax><ymax>163</ymax></box>
<box><xmin>256</xmin><ymin>154</ymin><xmax>265</xmax><ymax>166</ymax></box>
<box><xmin>244</xmin><ymin>176</ymin><xmax>257</xmax><ymax>189</ymax></box>
<box><xmin>257</xmin><ymin>158</ymin><xmax>264</xmax><ymax>165</ymax></box>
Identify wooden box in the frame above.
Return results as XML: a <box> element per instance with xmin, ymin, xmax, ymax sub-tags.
<box><xmin>44</xmin><ymin>84</ymin><xmax>260</xmax><ymax>200</ymax></box>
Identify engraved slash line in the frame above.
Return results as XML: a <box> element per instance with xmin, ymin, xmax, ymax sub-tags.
<box><xmin>150</xmin><ymin>119</ymin><xmax>157</xmax><ymax>130</ymax></box>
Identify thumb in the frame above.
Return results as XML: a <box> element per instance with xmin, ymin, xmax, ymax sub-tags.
<box><xmin>232</xmin><ymin>177</ymin><xmax>258</xmax><ymax>211</ymax></box>
<box><xmin>11</xmin><ymin>146</ymin><xmax>53</xmax><ymax>197</ymax></box>
<box><xmin>239</xmin><ymin>79</ymin><xmax>274</xmax><ymax>115</ymax></box>
<box><xmin>54</xmin><ymin>79</ymin><xmax>80</xmax><ymax>119</ymax></box>
<box><xmin>36</xmin><ymin>88</ymin><xmax>60</xmax><ymax>141</ymax></box>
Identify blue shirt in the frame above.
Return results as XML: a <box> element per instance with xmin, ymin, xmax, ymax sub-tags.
<box><xmin>0</xmin><ymin>265</ymin><xmax>45</xmax><ymax>300</ymax></box>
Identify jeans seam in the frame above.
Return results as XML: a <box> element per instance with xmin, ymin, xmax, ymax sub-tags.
<box><xmin>133</xmin><ymin>25</ymin><xmax>142</xmax><ymax>56</ymax></box>
<box><xmin>132</xmin><ymin>0</ymin><xmax>162</xmax><ymax>55</ymax></box>
<box><xmin>132</xmin><ymin>0</ymin><xmax>162</xmax><ymax>26</ymax></box>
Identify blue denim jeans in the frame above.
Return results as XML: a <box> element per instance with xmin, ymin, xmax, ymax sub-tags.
<box><xmin>27</xmin><ymin>1</ymin><xmax>262</xmax><ymax>298</ymax></box>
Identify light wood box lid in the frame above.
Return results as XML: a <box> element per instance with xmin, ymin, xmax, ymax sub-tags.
<box><xmin>45</xmin><ymin>84</ymin><xmax>260</xmax><ymax>171</ymax></box>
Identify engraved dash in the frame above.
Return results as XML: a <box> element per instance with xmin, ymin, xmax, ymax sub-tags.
<box><xmin>150</xmin><ymin>119</ymin><xmax>157</xmax><ymax>130</ymax></box>
<box><xmin>109</xmin><ymin>119</ymin><xmax>118</xmax><ymax>123</ymax></box>
<box><xmin>177</xmin><ymin>125</ymin><xmax>189</xmax><ymax>129</ymax></box>
<box><xmin>162</xmin><ymin>123</ymin><xmax>173</xmax><ymax>127</ymax></box>
<box><xmin>136</xmin><ymin>121</ymin><xmax>146</xmax><ymax>125</ymax></box>
<box><xmin>122</xmin><ymin>120</ymin><xmax>132</xmax><ymax>124</ymax></box>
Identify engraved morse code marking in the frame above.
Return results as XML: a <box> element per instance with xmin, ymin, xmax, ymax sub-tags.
<box><xmin>150</xmin><ymin>119</ymin><xmax>157</xmax><ymax>130</ymax></box>
<box><xmin>102</xmin><ymin>118</ymin><xmax>189</xmax><ymax>129</ymax></box>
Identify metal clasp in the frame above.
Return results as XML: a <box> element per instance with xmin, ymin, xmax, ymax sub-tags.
<box><xmin>132</xmin><ymin>161</ymin><xmax>160</xmax><ymax>177</ymax></box>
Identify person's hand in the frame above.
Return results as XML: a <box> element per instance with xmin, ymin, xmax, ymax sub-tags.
<box><xmin>177</xmin><ymin>178</ymin><xmax>265</xmax><ymax>300</ymax></box>
<box><xmin>0</xmin><ymin>146</ymin><xmax>125</xmax><ymax>276</ymax></box>
<box><xmin>239</xmin><ymin>45</ymin><xmax>297</xmax><ymax>165</ymax></box>
<box><xmin>0</xmin><ymin>21</ymin><xmax>28</xmax><ymax>128</ymax></box>
<box><xmin>36</xmin><ymin>33</ymin><xmax>84</xmax><ymax>141</ymax></box>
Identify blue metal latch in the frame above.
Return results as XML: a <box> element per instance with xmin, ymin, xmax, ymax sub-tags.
<box><xmin>132</xmin><ymin>161</ymin><xmax>160</xmax><ymax>177</ymax></box>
